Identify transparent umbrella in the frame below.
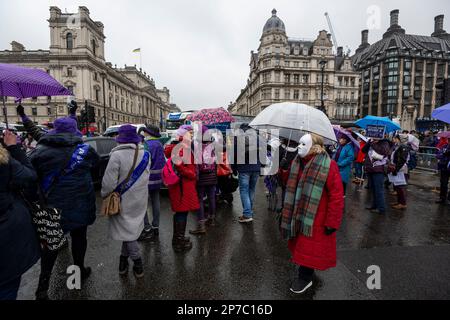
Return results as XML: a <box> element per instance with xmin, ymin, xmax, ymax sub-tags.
<box><xmin>249</xmin><ymin>102</ymin><xmax>337</xmax><ymax>143</ymax></box>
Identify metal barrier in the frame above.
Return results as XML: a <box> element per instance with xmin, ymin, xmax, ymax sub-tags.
<box><xmin>416</xmin><ymin>147</ymin><xmax>439</xmax><ymax>173</ymax></box>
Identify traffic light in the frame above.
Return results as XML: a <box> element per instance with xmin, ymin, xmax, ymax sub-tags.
<box><xmin>79</xmin><ymin>109</ymin><xmax>88</xmax><ymax>125</ymax></box>
<box><xmin>87</xmin><ymin>105</ymin><xmax>95</xmax><ymax>123</ymax></box>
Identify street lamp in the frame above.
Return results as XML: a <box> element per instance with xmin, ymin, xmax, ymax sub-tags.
<box><xmin>319</xmin><ymin>59</ymin><xmax>327</xmax><ymax>115</ymax></box>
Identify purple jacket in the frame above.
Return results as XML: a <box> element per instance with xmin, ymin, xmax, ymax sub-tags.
<box><xmin>145</xmin><ymin>139</ymin><xmax>166</xmax><ymax>191</ymax></box>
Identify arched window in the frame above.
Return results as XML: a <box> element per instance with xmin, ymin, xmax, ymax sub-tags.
<box><xmin>91</xmin><ymin>39</ymin><xmax>96</xmax><ymax>56</ymax></box>
<box><xmin>67</xmin><ymin>33</ymin><xmax>73</xmax><ymax>49</ymax></box>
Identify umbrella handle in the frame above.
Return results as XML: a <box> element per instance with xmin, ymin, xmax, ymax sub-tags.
<box><xmin>2</xmin><ymin>96</ymin><xmax>8</xmax><ymax>129</ymax></box>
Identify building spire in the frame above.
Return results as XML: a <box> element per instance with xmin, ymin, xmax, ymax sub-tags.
<box><xmin>272</xmin><ymin>8</ymin><xmax>277</xmax><ymax>16</ymax></box>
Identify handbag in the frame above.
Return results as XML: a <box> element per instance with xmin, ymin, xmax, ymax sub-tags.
<box><xmin>101</xmin><ymin>147</ymin><xmax>139</xmax><ymax>217</ymax></box>
<box><xmin>23</xmin><ymin>146</ymin><xmax>79</xmax><ymax>251</ymax></box>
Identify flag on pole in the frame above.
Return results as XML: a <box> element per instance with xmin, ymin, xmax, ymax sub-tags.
<box><xmin>132</xmin><ymin>48</ymin><xmax>141</xmax><ymax>53</ymax></box>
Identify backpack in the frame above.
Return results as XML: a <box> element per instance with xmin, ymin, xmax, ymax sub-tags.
<box><xmin>162</xmin><ymin>158</ymin><xmax>180</xmax><ymax>187</ymax></box>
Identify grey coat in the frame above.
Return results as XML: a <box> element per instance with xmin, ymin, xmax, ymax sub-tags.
<box><xmin>101</xmin><ymin>144</ymin><xmax>150</xmax><ymax>241</ymax></box>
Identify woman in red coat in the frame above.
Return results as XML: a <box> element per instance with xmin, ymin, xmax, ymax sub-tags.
<box><xmin>164</xmin><ymin>126</ymin><xmax>200</xmax><ymax>252</ymax></box>
<box><xmin>281</xmin><ymin>133</ymin><xmax>344</xmax><ymax>294</ymax></box>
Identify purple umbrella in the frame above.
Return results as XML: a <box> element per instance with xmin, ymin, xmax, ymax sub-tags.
<box><xmin>432</xmin><ymin>103</ymin><xmax>450</xmax><ymax>124</ymax></box>
<box><xmin>0</xmin><ymin>63</ymin><xmax>72</xmax><ymax>126</ymax></box>
<box><xmin>333</xmin><ymin>125</ymin><xmax>360</xmax><ymax>153</ymax></box>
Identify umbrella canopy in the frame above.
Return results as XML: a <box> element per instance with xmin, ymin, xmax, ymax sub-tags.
<box><xmin>0</xmin><ymin>63</ymin><xmax>72</xmax><ymax>98</ymax></box>
<box><xmin>0</xmin><ymin>63</ymin><xmax>72</xmax><ymax>126</ymax></box>
<box><xmin>355</xmin><ymin>115</ymin><xmax>401</xmax><ymax>133</ymax></box>
<box><xmin>187</xmin><ymin>107</ymin><xmax>235</xmax><ymax>125</ymax></box>
<box><xmin>432</xmin><ymin>103</ymin><xmax>450</xmax><ymax>124</ymax></box>
<box><xmin>333</xmin><ymin>125</ymin><xmax>360</xmax><ymax>152</ymax></box>
<box><xmin>249</xmin><ymin>102</ymin><xmax>337</xmax><ymax>142</ymax></box>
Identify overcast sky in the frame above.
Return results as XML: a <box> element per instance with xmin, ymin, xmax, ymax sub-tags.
<box><xmin>0</xmin><ymin>0</ymin><xmax>448</xmax><ymax>110</ymax></box>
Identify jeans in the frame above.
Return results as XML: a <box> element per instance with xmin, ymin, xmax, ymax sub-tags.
<box><xmin>174</xmin><ymin>212</ymin><xmax>188</xmax><ymax>222</ymax></box>
<box><xmin>368</xmin><ymin>173</ymin><xmax>386</xmax><ymax>213</ymax></box>
<box><xmin>354</xmin><ymin>163</ymin><xmax>363</xmax><ymax>179</ymax></box>
<box><xmin>439</xmin><ymin>170</ymin><xmax>450</xmax><ymax>201</ymax></box>
<box><xmin>144</xmin><ymin>189</ymin><xmax>161</xmax><ymax>230</ymax></box>
<box><xmin>121</xmin><ymin>241</ymin><xmax>140</xmax><ymax>260</ymax></box>
<box><xmin>0</xmin><ymin>277</ymin><xmax>21</xmax><ymax>301</ymax></box>
<box><xmin>238</xmin><ymin>172</ymin><xmax>259</xmax><ymax>218</ymax></box>
<box><xmin>196</xmin><ymin>185</ymin><xmax>216</xmax><ymax>222</ymax></box>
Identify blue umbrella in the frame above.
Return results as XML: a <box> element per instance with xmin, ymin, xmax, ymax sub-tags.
<box><xmin>355</xmin><ymin>115</ymin><xmax>401</xmax><ymax>133</ymax></box>
<box><xmin>431</xmin><ymin>103</ymin><xmax>450</xmax><ymax>124</ymax></box>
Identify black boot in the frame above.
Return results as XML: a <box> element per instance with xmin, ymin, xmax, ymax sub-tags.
<box><xmin>132</xmin><ymin>258</ymin><xmax>144</xmax><ymax>278</ymax></box>
<box><xmin>119</xmin><ymin>256</ymin><xmax>129</xmax><ymax>275</ymax></box>
<box><xmin>172</xmin><ymin>219</ymin><xmax>192</xmax><ymax>252</ymax></box>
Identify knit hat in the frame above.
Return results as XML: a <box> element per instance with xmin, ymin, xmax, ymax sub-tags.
<box><xmin>397</xmin><ymin>134</ymin><xmax>409</xmax><ymax>144</ymax></box>
<box><xmin>141</xmin><ymin>124</ymin><xmax>161</xmax><ymax>138</ymax></box>
<box><xmin>116</xmin><ymin>124</ymin><xmax>141</xmax><ymax>144</ymax></box>
<box><xmin>176</xmin><ymin>124</ymin><xmax>193</xmax><ymax>137</ymax></box>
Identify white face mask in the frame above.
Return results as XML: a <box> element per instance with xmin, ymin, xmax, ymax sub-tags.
<box><xmin>297</xmin><ymin>134</ymin><xmax>313</xmax><ymax>158</ymax></box>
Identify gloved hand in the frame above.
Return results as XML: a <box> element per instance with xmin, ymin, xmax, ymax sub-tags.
<box><xmin>68</xmin><ymin>100</ymin><xmax>78</xmax><ymax>115</ymax></box>
<box><xmin>16</xmin><ymin>104</ymin><xmax>25</xmax><ymax>117</ymax></box>
<box><xmin>324</xmin><ymin>227</ymin><xmax>337</xmax><ymax>236</ymax></box>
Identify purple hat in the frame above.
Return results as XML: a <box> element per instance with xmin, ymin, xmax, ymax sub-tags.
<box><xmin>48</xmin><ymin>117</ymin><xmax>82</xmax><ymax>136</ymax></box>
<box><xmin>176</xmin><ymin>124</ymin><xmax>193</xmax><ymax>137</ymax></box>
<box><xmin>116</xmin><ymin>124</ymin><xmax>141</xmax><ymax>144</ymax></box>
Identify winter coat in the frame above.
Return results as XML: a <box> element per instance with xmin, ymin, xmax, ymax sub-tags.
<box><xmin>144</xmin><ymin>138</ymin><xmax>166</xmax><ymax>191</ymax></box>
<box><xmin>230</xmin><ymin>130</ymin><xmax>263</xmax><ymax>174</ymax></box>
<box><xmin>334</xmin><ymin>143</ymin><xmax>355</xmax><ymax>184</ymax></box>
<box><xmin>287</xmin><ymin>158</ymin><xmax>344</xmax><ymax>271</ymax></box>
<box><xmin>29</xmin><ymin>133</ymin><xmax>99</xmax><ymax>232</ymax></box>
<box><xmin>356</xmin><ymin>141</ymin><xmax>367</xmax><ymax>163</ymax></box>
<box><xmin>0</xmin><ymin>145</ymin><xmax>40</xmax><ymax>287</ymax></box>
<box><xmin>164</xmin><ymin>143</ymin><xmax>200</xmax><ymax>213</ymax></box>
<box><xmin>101</xmin><ymin>144</ymin><xmax>150</xmax><ymax>241</ymax></box>
<box><xmin>391</xmin><ymin>144</ymin><xmax>409</xmax><ymax>175</ymax></box>
<box><xmin>362</xmin><ymin>139</ymin><xmax>391</xmax><ymax>174</ymax></box>
<box><xmin>436</xmin><ymin>143</ymin><xmax>450</xmax><ymax>171</ymax></box>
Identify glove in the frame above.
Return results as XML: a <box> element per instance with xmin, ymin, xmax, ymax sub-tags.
<box><xmin>68</xmin><ymin>100</ymin><xmax>78</xmax><ymax>115</ymax></box>
<box><xmin>324</xmin><ymin>227</ymin><xmax>337</xmax><ymax>236</ymax></box>
<box><xmin>16</xmin><ymin>104</ymin><xmax>25</xmax><ymax>117</ymax></box>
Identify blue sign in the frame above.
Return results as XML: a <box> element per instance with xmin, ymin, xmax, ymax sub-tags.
<box><xmin>169</xmin><ymin>113</ymin><xmax>182</xmax><ymax>120</ymax></box>
<box><xmin>366</xmin><ymin>125</ymin><xmax>386</xmax><ymax>139</ymax></box>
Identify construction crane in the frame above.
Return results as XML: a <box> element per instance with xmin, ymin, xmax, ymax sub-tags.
<box><xmin>324</xmin><ymin>12</ymin><xmax>339</xmax><ymax>52</ymax></box>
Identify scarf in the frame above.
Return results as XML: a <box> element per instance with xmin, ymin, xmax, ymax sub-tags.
<box><xmin>280</xmin><ymin>152</ymin><xmax>331</xmax><ymax>240</ymax></box>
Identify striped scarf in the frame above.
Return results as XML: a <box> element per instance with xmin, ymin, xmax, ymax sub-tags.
<box><xmin>280</xmin><ymin>152</ymin><xmax>331</xmax><ymax>240</ymax></box>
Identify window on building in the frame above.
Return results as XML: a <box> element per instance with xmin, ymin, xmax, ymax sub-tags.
<box><xmin>91</xmin><ymin>39</ymin><xmax>96</xmax><ymax>56</ymax></box>
<box><xmin>94</xmin><ymin>72</ymin><xmax>98</xmax><ymax>81</ymax></box>
<box><xmin>302</xmin><ymin>75</ymin><xmax>309</xmax><ymax>84</ymax></box>
<box><xmin>275</xmin><ymin>72</ymin><xmax>281</xmax><ymax>82</ymax></box>
<box><xmin>47</xmin><ymin>107</ymin><xmax>52</xmax><ymax>116</ymax></box>
<box><xmin>67</xmin><ymin>67</ymin><xmax>72</xmax><ymax>77</ymax></box>
<box><xmin>294</xmin><ymin>74</ymin><xmax>300</xmax><ymax>84</ymax></box>
<box><xmin>67</xmin><ymin>86</ymin><xmax>74</xmax><ymax>95</ymax></box>
<box><xmin>303</xmin><ymin>90</ymin><xmax>309</xmax><ymax>100</ymax></box>
<box><xmin>95</xmin><ymin>89</ymin><xmax>100</xmax><ymax>102</ymax></box>
<box><xmin>293</xmin><ymin>90</ymin><xmax>300</xmax><ymax>100</ymax></box>
<box><xmin>67</xmin><ymin>33</ymin><xmax>73</xmax><ymax>49</ymax></box>
<box><xmin>31</xmin><ymin>107</ymin><xmax>37</xmax><ymax>116</ymax></box>
<box><xmin>285</xmin><ymin>89</ymin><xmax>290</xmax><ymax>100</ymax></box>
<box><xmin>284</xmin><ymin>73</ymin><xmax>290</xmax><ymax>83</ymax></box>
<box><xmin>274</xmin><ymin>89</ymin><xmax>280</xmax><ymax>100</ymax></box>
<box><xmin>285</xmin><ymin>60</ymin><xmax>290</xmax><ymax>67</ymax></box>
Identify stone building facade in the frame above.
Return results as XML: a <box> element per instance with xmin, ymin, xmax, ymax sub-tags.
<box><xmin>0</xmin><ymin>6</ymin><xmax>174</xmax><ymax>131</ymax></box>
<box><xmin>352</xmin><ymin>10</ymin><xmax>450</xmax><ymax>130</ymax></box>
<box><xmin>230</xmin><ymin>9</ymin><xmax>360</xmax><ymax>121</ymax></box>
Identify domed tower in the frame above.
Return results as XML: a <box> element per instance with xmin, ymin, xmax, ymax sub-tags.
<box><xmin>259</xmin><ymin>9</ymin><xmax>288</xmax><ymax>55</ymax></box>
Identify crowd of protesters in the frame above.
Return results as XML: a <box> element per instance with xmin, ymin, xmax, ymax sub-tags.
<box><xmin>2</xmin><ymin>99</ymin><xmax>450</xmax><ymax>300</ymax></box>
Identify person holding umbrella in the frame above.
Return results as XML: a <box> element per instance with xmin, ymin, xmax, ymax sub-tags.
<box><xmin>435</xmin><ymin>136</ymin><xmax>450</xmax><ymax>204</ymax></box>
<box><xmin>281</xmin><ymin>133</ymin><xmax>344</xmax><ymax>294</ymax></box>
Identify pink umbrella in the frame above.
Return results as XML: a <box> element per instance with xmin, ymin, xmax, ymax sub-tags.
<box><xmin>187</xmin><ymin>107</ymin><xmax>235</xmax><ymax>125</ymax></box>
<box><xmin>333</xmin><ymin>125</ymin><xmax>360</xmax><ymax>153</ymax></box>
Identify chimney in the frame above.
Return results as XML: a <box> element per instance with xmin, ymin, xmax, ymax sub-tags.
<box><xmin>337</xmin><ymin>47</ymin><xmax>343</xmax><ymax>57</ymax></box>
<box><xmin>390</xmin><ymin>9</ymin><xmax>400</xmax><ymax>27</ymax></box>
<box><xmin>432</xmin><ymin>15</ymin><xmax>447</xmax><ymax>37</ymax></box>
<box><xmin>361</xmin><ymin>30</ymin><xmax>369</xmax><ymax>45</ymax></box>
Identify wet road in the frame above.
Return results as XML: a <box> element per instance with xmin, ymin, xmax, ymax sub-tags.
<box><xmin>17</xmin><ymin>173</ymin><xmax>450</xmax><ymax>300</ymax></box>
